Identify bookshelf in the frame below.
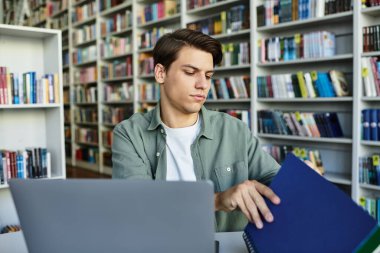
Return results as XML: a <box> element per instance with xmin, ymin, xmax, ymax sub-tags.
<box><xmin>16</xmin><ymin>0</ymin><xmax>252</xmax><ymax>174</ymax></box>
<box><xmin>354</xmin><ymin>0</ymin><xmax>380</xmax><ymax>217</ymax></box>
<box><xmin>252</xmin><ymin>0</ymin><xmax>356</xmax><ymax>198</ymax></box>
<box><xmin>253</xmin><ymin>0</ymin><xmax>379</xmax><ymax>221</ymax></box>
<box><xmin>11</xmin><ymin>1</ymin><xmax>379</xmax><ymax>220</ymax></box>
<box><xmin>0</xmin><ymin>24</ymin><xmax>65</xmax><ymax>230</ymax></box>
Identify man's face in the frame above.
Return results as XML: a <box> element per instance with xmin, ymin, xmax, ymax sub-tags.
<box><xmin>157</xmin><ymin>46</ymin><xmax>214</xmax><ymax>115</ymax></box>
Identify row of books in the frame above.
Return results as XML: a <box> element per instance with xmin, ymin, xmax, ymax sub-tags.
<box><xmin>258</xmin><ymin>31</ymin><xmax>336</xmax><ymax>63</ymax></box>
<box><xmin>137</xmin><ymin>0</ymin><xmax>179</xmax><ymax>25</ymax></box>
<box><xmin>320</xmin><ymin>0</ymin><xmax>351</xmax><ymax>15</ymax></box>
<box><xmin>208</xmin><ymin>76</ymin><xmax>250</xmax><ymax>100</ymax></box>
<box><xmin>359</xmin><ymin>155</ymin><xmax>380</xmax><ymax>186</ymax></box>
<box><xmin>104</xmin><ymin>82</ymin><xmax>133</xmax><ymax>102</ymax></box>
<box><xmin>101</xmin><ymin>57</ymin><xmax>133</xmax><ymax>79</ymax></box>
<box><xmin>138</xmin><ymin>54</ymin><xmax>154</xmax><ymax>75</ymax></box>
<box><xmin>138</xmin><ymin>27</ymin><xmax>176</xmax><ymax>50</ymax></box>
<box><xmin>50</xmin><ymin>0</ymin><xmax>68</xmax><ymax>14</ymax></box>
<box><xmin>72</xmin><ymin>45</ymin><xmax>97</xmax><ymax>65</ymax></box>
<box><xmin>219</xmin><ymin>109</ymin><xmax>250</xmax><ymax>128</ymax></box>
<box><xmin>219</xmin><ymin>42</ymin><xmax>250</xmax><ymax>67</ymax></box>
<box><xmin>362</xmin><ymin>0</ymin><xmax>380</xmax><ymax>7</ymax></box>
<box><xmin>29</xmin><ymin>0</ymin><xmax>48</xmax><ymax>10</ymax></box>
<box><xmin>0</xmin><ymin>68</ymin><xmax>60</xmax><ymax>105</ymax></box>
<box><xmin>359</xmin><ymin>196</ymin><xmax>380</xmax><ymax>223</ymax></box>
<box><xmin>99</xmin><ymin>0</ymin><xmax>124</xmax><ymax>12</ymax></box>
<box><xmin>103</xmin><ymin>151</ymin><xmax>112</xmax><ymax>167</ymax></box>
<box><xmin>257</xmin><ymin>0</ymin><xmax>351</xmax><ymax>27</ymax></box>
<box><xmin>262</xmin><ymin>144</ymin><xmax>325</xmax><ymax>175</ymax></box>
<box><xmin>72</xmin><ymin>86</ymin><xmax>97</xmax><ymax>103</ymax></box>
<box><xmin>363</xmin><ymin>25</ymin><xmax>380</xmax><ymax>53</ymax></box>
<box><xmin>139</xmin><ymin>103</ymin><xmax>156</xmax><ymax>113</ymax></box>
<box><xmin>24</xmin><ymin>5</ymin><xmax>48</xmax><ymax>26</ymax></box>
<box><xmin>362</xmin><ymin>57</ymin><xmax>380</xmax><ymax>97</ymax></box>
<box><xmin>75</xmin><ymin>147</ymin><xmax>98</xmax><ymax>164</ymax></box>
<box><xmin>102</xmin><ymin>130</ymin><xmax>113</xmax><ymax>147</ymax></box>
<box><xmin>257</xmin><ymin>70</ymin><xmax>349</xmax><ymax>99</ymax></box>
<box><xmin>0</xmin><ymin>148</ymin><xmax>51</xmax><ymax>185</ymax></box>
<box><xmin>65</xmin><ymin>144</ymin><xmax>72</xmax><ymax>159</ymax></box>
<box><xmin>74</xmin><ymin>66</ymin><xmax>97</xmax><ymax>84</ymax></box>
<box><xmin>100</xmin><ymin>36</ymin><xmax>132</xmax><ymax>58</ymax></box>
<box><xmin>50</xmin><ymin>12</ymin><xmax>69</xmax><ymax>30</ymax></box>
<box><xmin>65</xmin><ymin>126</ymin><xmax>71</xmax><ymax>140</ymax></box>
<box><xmin>63</xmin><ymin>51</ymin><xmax>69</xmax><ymax>66</ymax></box>
<box><xmin>75</xmin><ymin>128</ymin><xmax>98</xmax><ymax>144</ymax></box>
<box><xmin>139</xmin><ymin>82</ymin><xmax>160</xmax><ymax>101</ymax></box>
<box><xmin>74</xmin><ymin>108</ymin><xmax>98</xmax><ymax>123</ymax></box>
<box><xmin>186</xmin><ymin>5</ymin><xmax>249</xmax><ymax>36</ymax></box>
<box><xmin>72</xmin><ymin>23</ymin><xmax>96</xmax><ymax>46</ymax></box>
<box><xmin>71</xmin><ymin>1</ymin><xmax>96</xmax><ymax>24</ymax></box>
<box><xmin>362</xmin><ymin>109</ymin><xmax>380</xmax><ymax>141</ymax></box>
<box><xmin>258</xmin><ymin>110</ymin><xmax>344</xmax><ymax>138</ymax></box>
<box><xmin>102</xmin><ymin>106</ymin><xmax>133</xmax><ymax>125</ymax></box>
<box><xmin>64</xmin><ymin>110</ymin><xmax>71</xmax><ymax>123</ymax></box>
<box><xmin>63</xmin><ymin>32</ymin><xmax>69</xmax><ymax>48</ymax></box>
<box><xmin>187</xmin><ymin>0</ymin><xmax>221</xmax><ymax>10</ymax></box>
<box><xmin>63</xmin><ymin>71</ymin><xmax>70</xmax><ymax>86</ymax></box>
<box><xmin>100</xmin><ymin>9</ymin><xmax>132</xmax><ymax>37</ymax></box>
<box><xmin>63</xmin><ymin>89</ymin><xmax>70</xmax><ymax>104</ymax></box>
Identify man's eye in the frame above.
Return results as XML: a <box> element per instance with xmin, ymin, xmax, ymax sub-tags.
<box><xmin>185</xmin><ymin>71</ymin><xmax>195</xmax><ymax>75</ymax></box>
<box><xmin>206</xmin><ymin>75</ymin><xmax>213</xmax><ymax>80</ymax></box>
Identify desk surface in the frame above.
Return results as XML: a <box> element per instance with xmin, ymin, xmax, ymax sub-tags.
<box><xmin>1</xmin><ymin>231</ymin><xmax>248</xmax><ymax>253</ymax></box>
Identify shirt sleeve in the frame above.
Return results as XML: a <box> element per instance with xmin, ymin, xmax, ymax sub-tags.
<box><xmin>246</xmin><ymin>128</ymin><xmax>280</xmax><ymax>185</ymax></box>
<box><xmin>112</xmin><ymin>123</ymin><xmax>152</xmax><ymax>179</ymax></box>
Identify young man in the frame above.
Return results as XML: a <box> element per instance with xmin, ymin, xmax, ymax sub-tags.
<box><xmin>112</xmin><ymin>29</ymin><xmax>281</xmax><ymax>232</ymax></box>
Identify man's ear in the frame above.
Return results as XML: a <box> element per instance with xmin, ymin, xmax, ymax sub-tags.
<box><xmin>154</xmin><ymin>63</ymin><xmax>165</xmax><ymax>84</ymax></box>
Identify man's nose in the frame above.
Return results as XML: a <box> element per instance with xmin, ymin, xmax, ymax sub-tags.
<box><xmin>195</xmin><ymin>74</ymin><xmax>209</xmax><ymax>89</ymax></box>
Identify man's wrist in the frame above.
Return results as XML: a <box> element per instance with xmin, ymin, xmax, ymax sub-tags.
<box><xmin>214</xmin><ymin>192</ymin><xmax>220</xmax><ymax>211</ymax></box>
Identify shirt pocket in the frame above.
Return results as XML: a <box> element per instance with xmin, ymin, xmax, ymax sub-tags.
<box><xmin>211</xmin><ymin>161</ymin><xmax>248</xmax><ymax>192</ymax></box>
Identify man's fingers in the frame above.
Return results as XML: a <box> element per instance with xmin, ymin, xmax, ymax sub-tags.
<box><xmin>254</xmin><ymin>181</ymin><xmax>281</xmax><ymax>205</ymax></box>
<box><xmin>249</xmin><ymin>187</ymin><xmax>273</xmax><ymax>223</ymax></box>
<box><xmin>235</xmin><ymin>195</ymin><xmax>254</xmax><ymax>226</ymax></box>
<box><xmin>242</xmin><ymin>190</ymin><xmax>263</xmax><ymax>229</ymax></box>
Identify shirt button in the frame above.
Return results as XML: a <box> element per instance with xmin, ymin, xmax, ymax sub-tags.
<box><xmin>156</xmin><ymin>152</ymin><xmax>160</xmax><ymax>157</ymax></box>
<box><xmin>226</xmin><ymin>167</ymin><xmax>231</xmax><ymax>172</ymax></box>
<box><xmin>160</xmin><ymin>129</ymin><xmax>164</xmax><ymax>134</ymax></box>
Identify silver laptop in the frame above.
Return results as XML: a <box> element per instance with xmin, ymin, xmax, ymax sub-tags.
<box><xmin>9</xmin><ymin>179</ymin><xmax>215</xmax><ymax>253</ymax></box>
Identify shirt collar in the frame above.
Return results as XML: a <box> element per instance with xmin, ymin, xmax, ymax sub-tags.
<box><xmin>147</xmin><ymin>103</ymin><xmax>213</xmax><ymax>140</ymax></box>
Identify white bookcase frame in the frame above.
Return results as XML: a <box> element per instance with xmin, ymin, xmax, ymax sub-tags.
<box><xmin>0</xmin><ymin>24</ymin><xmax>65</xmax><ymax>228</ymax></box>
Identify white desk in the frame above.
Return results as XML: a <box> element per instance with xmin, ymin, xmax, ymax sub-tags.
<box><xmin>0</xmin><ymin>231</ymin><xmax>248</xmax><ymax>253</ymax></box>
<box><xmin>215</xmin><ymin>232</ymin><xmax>248</xmax><ymax>253</ymax></box>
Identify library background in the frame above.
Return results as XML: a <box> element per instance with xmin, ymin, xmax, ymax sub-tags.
<box><xmin>0</xmin><ymin>0</ymin><xmax>379</xmax><ymax>237</ymax></box>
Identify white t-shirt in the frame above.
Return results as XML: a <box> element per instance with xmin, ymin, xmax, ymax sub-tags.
<box><xmin>163</xmin><ymin>116</ymin><xmax>201</xmax><ymax>181</ymax></box>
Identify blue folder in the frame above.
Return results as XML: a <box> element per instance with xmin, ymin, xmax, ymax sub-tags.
<box><xmin>243</xmin><ymin>153</ymin><xmax>377</xmax><ymax>253</ymax></box>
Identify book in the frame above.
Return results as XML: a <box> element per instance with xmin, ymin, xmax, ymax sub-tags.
<box><xmin>329</xmin><ymin>70</ymin><xmax>350</xmax><ymax>97</ymax></box>
<box><xmin>243</xmin><ymin>153</ymin><xmax>378</xmax><ymax>253</ymax></box>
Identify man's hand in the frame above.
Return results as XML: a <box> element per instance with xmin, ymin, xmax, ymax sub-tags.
<box><xmin>304</xmin><ymin>160</ymin><xmax>323</xmax><ymax>175</ymax></box>
<box><xmin>214</xmin><ymin>180</ymin><xmax>280</xmax><ymax>229</ymax></box>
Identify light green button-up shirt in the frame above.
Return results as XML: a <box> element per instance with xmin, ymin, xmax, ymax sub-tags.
<box><xmin>112</xmin><ymin>104</ymin><xmax>280</xmax><ymax>232</ymax></box>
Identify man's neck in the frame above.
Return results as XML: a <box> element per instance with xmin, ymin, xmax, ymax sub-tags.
<box><xmin>160</xmin><ymin>103</ymin><xmax>199</xmax><ymax>128</ymax></box>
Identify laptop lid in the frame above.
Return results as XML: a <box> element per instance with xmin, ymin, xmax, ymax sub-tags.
<box><xmin>9</xmin><ymin>179</ymin><xmax>215</xmax><ymax>253</ymax></box>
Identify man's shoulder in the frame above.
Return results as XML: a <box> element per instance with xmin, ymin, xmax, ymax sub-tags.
<box><xmin>114</xmin><ymin>111</ymin><xmax>152</xmax><ymax>132</ymax></box>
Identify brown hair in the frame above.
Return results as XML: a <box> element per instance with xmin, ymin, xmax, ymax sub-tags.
<box><xmin>153</xmin><ymin>28</ymin><xmax>222</xmax><ymax>71</ymax></box>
